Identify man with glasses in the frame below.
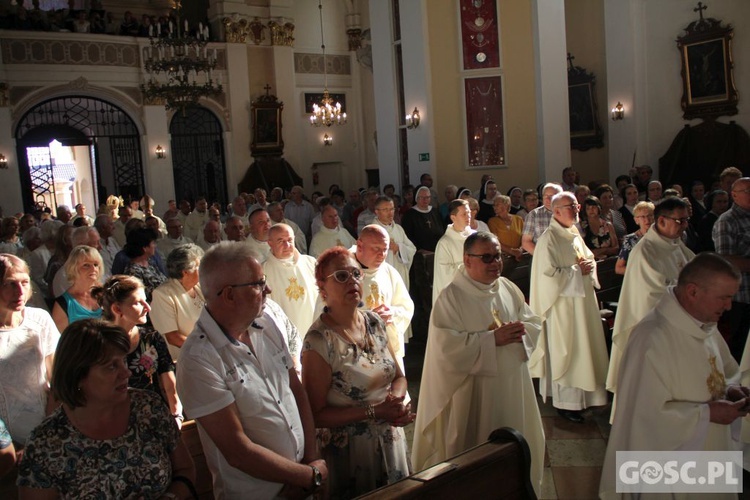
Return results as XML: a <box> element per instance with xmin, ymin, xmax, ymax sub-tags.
<box><xmin>714</xmin><ymin>177</ymin><xmax>750</xmax><ymax>361</ymax></box>
<box><xmin>373</xmin><ymin>196</ymin><xmax>416</xmax><ymax>288</ymax></box>
<box><xmin>521</xmin><ymin>183</ymin><xmax>562</xmax><ymax>255</ymax></box>
<box><xmin>413</xmin><ymin>232</ymin><xmax>545</xmax><ymax>496</ymax></box>
<box><xmin>529</xmin><ymin>192</ymin><xmax>609</xmax><ymax>423</ymax></box>
<box><xmin>608</xmin><ymin>197</ymin><xmax>694</xmax><ymax>401</ymax></box>
<box><xmin>177</xmin><ymin>242</ymin><xmax>326</xmax><ymax>498</ymax></box>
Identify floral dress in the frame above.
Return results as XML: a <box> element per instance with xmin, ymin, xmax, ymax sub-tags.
<box><xmin>617</xmin><ymin>231</ymin><xmax>643</xmax><ymax>263</ymax></box>
<box><xmin>123</xmin><ymin>262</ymin><xmax>167</xmax><ymax>302</ymax></box>
<box><xmin>581</xmin><ymin>217</ymin><xmax>615</xmax><ymax>251</ymax></box>
<box><xmin>127</xmin><ymin>326</ymin><xmax>175</xmax><ymax>403</ymax></box>
<box><xmin>303</xmin><ymin>311</ymin><xmax>412</xmax><ymax>498</ymax></box>
<box><xmin>17</xmin><ymin>389</ymin><xmax>179</xmax><ymax>499</ymax></box>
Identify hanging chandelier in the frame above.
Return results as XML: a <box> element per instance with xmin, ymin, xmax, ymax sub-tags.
<box><xmin>309</xmin><ymin>0</ymin><xmax>347</xmax><ymax>127</ymax></box>
<box><xmin>141</xmin><ymin>2</ymin><xmax>223</xmax><ymax>112</ymax></box>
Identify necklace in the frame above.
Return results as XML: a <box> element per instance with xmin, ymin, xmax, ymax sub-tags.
<box><xmin>325</xmin><ymin>311</ymin><xmax>376</xmax><ymax>364</ymax></box>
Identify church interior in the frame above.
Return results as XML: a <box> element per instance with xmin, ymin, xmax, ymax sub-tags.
<box><xmin>1</xmin><ymin>0</ymin><xmax>750</xmax><ymax>498</ymax></box>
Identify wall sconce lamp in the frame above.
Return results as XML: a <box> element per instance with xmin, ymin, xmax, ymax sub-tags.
<box><xmin>155</xmin><ymin>145</ymin><xmax>166</xmax><ymax>159</ymax></box>
<box><xmin>611</xmin><ymin>102</ymin><xmax>625</xmax><ymax>121</ymax></box>
<box><xmin>323</xmin><ymin>134</ymin><xmax>333</xmax><ymax>146</ymax></box>
<box><xmin>405</xmin><ymin>107</ymin><xmax>421</xmax><ymax>129</ymax></box>
<box><xmin>0</xmin><ymin>154</ymin><xmax>7</xmax><ymax>169</ymax></box>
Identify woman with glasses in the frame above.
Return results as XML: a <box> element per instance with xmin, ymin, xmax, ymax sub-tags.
<box><xmin>301</xmin><ymin>247</ymin><xmax>414</xmax><ymax>498</ymax></box>
<box><xmin>92</xmin><ymin>275</ymin><xmax>183</xmax><ymax>428</ymax></box>
<box><xmin>615</xmin><ymin>201</ymin><xmax>654</xmax><ymax>275</ymax></box>
<box><xmin>487</xmin><ymin>195</ymin><xmax>524</xmax><ymax>261</ymax></box>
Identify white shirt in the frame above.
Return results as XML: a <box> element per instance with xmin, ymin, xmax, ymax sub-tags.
<box><xmin>150</xmin><ymin>279</ymin><xmax>205</xmax><ymax>361</ymax></box>
<box><xmin>0</xmin><ymin>307</ymin><xmax>60</xmax><ymax>444</ymax></box>
<box><xmin>99</xmin><ymin>237</ymin><xmax>121</xmax><ymax>277</ymax></box>
<box><xmin>309</xmin><ymin>225</ymin><xmax>356</xmax><ymax>258</ymax></box>
<box><xmin>177</xmin><ymin>308</ymin><xmax>304</xmax><ymax>499</ymax></box>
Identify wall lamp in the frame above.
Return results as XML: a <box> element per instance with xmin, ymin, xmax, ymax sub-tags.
<box><xmin>323</xmin><ymin>134</ymin><xmax>333</xmax><ymax>146</ymax></box>
<box><xmin>405</xmin><ymin>107</ymin><xmax>421</xmax><ymax>129</ymax></box>
<box><xmin>155</xmin><ymin>145</ymin><xmax>166</xmax><ymax>159</ymax></box>
<box><xmin>0</xmin><ymin>154</ymin><xmax>7</xmax><ymax>169</ymax></box>
<box><xmin>611</xmin><ymin>102</ymin><xmax>624</xmax><ymax>121</ymax></box>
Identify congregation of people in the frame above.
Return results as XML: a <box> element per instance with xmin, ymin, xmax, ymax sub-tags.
<box><xmin>0</xmin><ymin>164</ymin><xmax>749</xmax><ymax>499</ymax></box>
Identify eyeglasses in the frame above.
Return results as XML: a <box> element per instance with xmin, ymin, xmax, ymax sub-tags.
<box><xmin>326</xmin><ymin>268</ymin><xmax>363</xmax><ymax>283</ymax></box>
<box><xmin>467</xmin><ymin>253</ymin><xmax>502</xmax><ymax>264</ymax></box>
<box><xmin>217</xmin><ymin>275</ymin><xmax>267</xmax><ymax>296</ymax></box>
<box><xmin>559</xmin><ymin>203</ymin><xmax>580</xmax><ymax>211</ymax></box>
<box><xmin>635</xmin><ymin>214</ymin><xmax>654</xmax><ymax>220</ymax></box>
<box><xmin>661</xmin><ymin>216</ymin><xmax>689</xmax><ymax>225</ymax></box>
<box><xmin>733</xmin><ymin>188</ymin><xmax>750</xmax><ymax>194</ymax></box>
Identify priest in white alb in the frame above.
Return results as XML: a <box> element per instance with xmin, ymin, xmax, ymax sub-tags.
<box><xmin>432</xmin><ymin>199</ymin><xmax>475</xmax><ymax>305</ymax></box>
<box><xmin>529</xmin><ymin>191</ymin><xmax>608</xmax><ymax>423</ymax></box>
<box><xmin>245</xmin><ymin>208</ymin><xmax>272</xmax><ymax>263</ymax></box>
<box><xmin>353</xmin><ymin>225</ymin><xmax>414</xmax><ymax>373</ymax></box>
<box><xmin>601</xmin><ymin>253</ymin><xmax>747</xmax><ymax>499</ymax></box>
<box><xmin>373</xmin><ymin>195</ymin><xmax>417</xmax><ymax>288</ymax></box>
<box><xmin>263</xmin><ymin>224</ymin><xmax>319</xmax><ymax>338</ymax></box>
<box><xmin>308</xmin><ymin>205</ymin><xmax>355</xmax><ymax>258</ymax></box>
<box><xmin>607</xmin><ymin>197</ymin><xmax>694</xmax><ymax>404</ymax></box>
<box><xmin>412</xmin><ymin>231</ymin><xmax>545</xmax><ymax>497</ymax></box>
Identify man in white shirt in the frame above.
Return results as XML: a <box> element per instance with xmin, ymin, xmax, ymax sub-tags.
<box><xmin>356</xmin><ymin>190</ymin><xmax>378</xmax><ymax>236</ymax></box>
<box><xmin>157</xmin><ymin>217</ymin><xmax>194</xmax><ymax>261</ymax></box>
<box><xmin>263</xmin><ymin>224</ymin><xmax>318</xmax><ymax>338</ymax></box>
<box><xmin>529</xmin><ymin>191</ymin><xmax>609</xmax><ymax>423</ymax></box>
<box><xmin>246</xmin><ymin>208</ymin><xmax>272</xmax><ymax>263</ymax></box>
<box><xmin>373</xmin><ymin>196</ymin><xmax>416</xmax><ymax>288</ymax></box>
<box><xmin>177</xmin><ymin>242</ymin><xmax>328</xmax><ymax>498</ymax></box>
<box><xmin>284</xmin><ymin>186</ymin><xmax>316</xmax><ymax>242</ymax></box>
<box><xmin>432</xmin><ymin>199</ymin><xmax>475</xmax><ymax>305</ymax></box>
<box><xmin>184</xmin><ymin>197</ymin><xmax>209</xmax><ymax>241</ymax></box>
<box><xmin>224</xmin><ymin>216</ymin><xmax>246</xmax><ymax>243</ymax></box>
<box><xmin>268</xmin><ymin>202</ymin><xmax>307</xmax><ymax>255</ymax></box>
<box><xmin>197</xmin><ymin>220</ymin><xmax>222</xmax><ymax>251</ymax></box>
<box><xmin>94</xmin><ymin>214</ymin><xmax>119</xmax><ymax>277</ymax></box>
<box><xmin>309</xmin><ymin>205</ymin><xmax>355</xmax><ymax>258</ymax></box>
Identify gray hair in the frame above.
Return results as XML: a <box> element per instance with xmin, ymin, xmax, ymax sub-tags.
<box><xmin>71</xmin><ymin>226</ymin><xmax>98</xmax><ymax>247</ymax></box>
<box><xmin>200</xmin><ymin>242</ymin><xmax>261</xmax><ymax>298</ymax></box>
<box><xmin>166</xmin><ymin>243</ymin><xmax>204</xmax><ymax>279</ymax></box>
<box><xmin>22</xmin><ymin>226</ymin><xmax>42</xmax><ymax>243</ymax></box>
<box><xmin>41</xmin><ymin>219</ymin><xmax>64</xmax><ymax>243</ymax></box>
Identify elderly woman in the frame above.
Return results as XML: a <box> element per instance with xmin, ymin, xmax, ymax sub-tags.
<box><xmin>594</xmin><ymin>184</ymin><xmax>626</xmax><ymax>242</ymax></box>
<box><xmin>580</xmin><ymin>196</ymin><xmax>620</xmax><ymax>259</ymax></box>
<box><xmin>17</xmin><ymin>319</ymin><xmax>195</xmax><ymax>499</ymax></box>
<box><xmin>150</xmin><ymin>244</ymin><xmax>205</xmax><ymax>361</ymax></box>
<box><xmin>615</xmin><ymin>201</ymin><xmax>654</xmax><ymax>275</ymax></box>
<box><xmin>487</xmin><ymin>195</ymin><xmax>524</xmax><ymax>260</ymax></box>
<box><xmin>93</xmin><ymin>275</ymin><xmax>182</xmax><ymax>427</ymax></box>
<box><xmin>123</xmin><ymin>227</ymin><xmax>167</xmax><ymax>302</ymax></box>
<box><xmin>302</xmin><ymin>247</ymin><xmax>414</xmax><ymax>498</ymax></box>
<box><xmin>466</xmin><ymin>197</ymin><xmax>490</xmax><ymax>233</ymax></box>
<box><xmin>51</xmin><ymin>245</ymin><xmax>103</xmax><ymax>331</ymax></box>
<box><xmin>0</xmin><ymin>254</ymin><xmax>59</xmax><ymax>452</ymax></box>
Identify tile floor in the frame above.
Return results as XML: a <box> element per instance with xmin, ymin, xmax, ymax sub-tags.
<box><xmin>403</xmin><ymin>342</ymin><xmax>612</xmax><ymax>500</ymax></box>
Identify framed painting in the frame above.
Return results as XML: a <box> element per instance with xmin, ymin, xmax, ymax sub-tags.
<box><xmin>251</xmin><ymin>92</ymin><xmax>284</xmax><ymax>156</ymax></box>
<box><xmin>567</xmin><ymin>57</ymin><xmax>603</xmax><ymax>151</ymax></box>
<box><xmin>677</xmin><ymin>11</ymin><xmax>738</xmax><ymax>120</ymax></box>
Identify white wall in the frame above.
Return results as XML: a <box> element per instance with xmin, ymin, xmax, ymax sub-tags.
<box><xmin>606</xmin><ymin>0</ymin><xmax>750</xmax><ymax>180</ymax></box>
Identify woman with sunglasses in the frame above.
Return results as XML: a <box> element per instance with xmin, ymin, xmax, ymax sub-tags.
<box><xmin>92</xmin><ymin>275</ymin><xmax>183</xmax><ymax>428</ymax></box>
<box><xmin>302</xmin><ymin>247</ymin><xmax>414</xmax><ymax>498</ymax></box>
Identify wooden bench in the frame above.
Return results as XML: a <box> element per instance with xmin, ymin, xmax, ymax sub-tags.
<box><xmin>357</xmin><ymin>427</ymin><xmax>536</xmax><ymax>499</ymax></box>
<box><xmin>180</xmin><ymin>420</ymin><xmax>214</xmax><ymax>499</ymax></box>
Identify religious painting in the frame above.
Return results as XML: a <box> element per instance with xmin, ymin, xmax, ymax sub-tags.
<box><xmin>303</xmin><ymin>92</ymin><xmax>346</xmax><ymax>114</ymax></box>
<box><xmin>677</xmin><ymin>7</ymin><xmax>738</xmax><ymax>120</ymax></box>
<box><xmin>567</xmin><ymin>56</ymin><xmax>603</xmax><ymax>151</ymax></box>
<box><xmin>251</xmin><ymin>91</ymin><xmax>284</xmax><ymax>157</ymax></box>
<box><xmin>459</xmin><ymin>0</ymin><xmax>500</xmax><ymax>70</ymax></box>
<box><xmin>464</xmin><ymin>75</ymin><xmax>505</xmax><ymax>169</ymax></box>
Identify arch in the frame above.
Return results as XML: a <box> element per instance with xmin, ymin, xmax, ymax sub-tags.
<box><xmin>15</xmin><ymin>95</ymin><xmax>144</xmax><ymax>213</ymax></box>
<box><xmin>169</xmin><ymin>106</ymin><xmax>228</xmax><ymax>207</ymax></box>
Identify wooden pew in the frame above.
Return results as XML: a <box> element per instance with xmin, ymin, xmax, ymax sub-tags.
<box><xmin>180</xmin><ymin>420</ymin><xmax>214</xmax><ymax>499</ymax></box>
<box><xmin>357</xmin><ymin>427</ymin><xmax>536</xmax><ymax>499</ymax></box>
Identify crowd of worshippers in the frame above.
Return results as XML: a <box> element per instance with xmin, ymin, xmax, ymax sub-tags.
<box><xmin>0</xmin><ymin>166</ymin><xmax>748</xmax><ymax>499</ymax></box>
<box><xmin>0</xmin><ymin>1</ymin><xmax>208</xmax><ymax>38</ymax></box>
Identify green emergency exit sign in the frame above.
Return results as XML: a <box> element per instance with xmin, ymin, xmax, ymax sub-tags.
<box><xmin>419</xmin><ymin>153</ymin><xmax>430</xmax><ymax>161</ymax></box>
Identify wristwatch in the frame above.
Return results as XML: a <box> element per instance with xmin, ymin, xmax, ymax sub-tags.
<box><xmin>310</xmin><ymin>465</ymin><xmax>323</xmax><ymax>490</ymax></box>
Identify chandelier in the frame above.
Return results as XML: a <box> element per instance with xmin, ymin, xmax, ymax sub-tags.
<box><xmin>141</xmin><ymin>2</ymin><xmax>222</xmax><ymax>112</ymax></box>
<box><xmin>309</xmin><ymin>0</ymin><xmax>347</xmax><ymax>127</ymax></box>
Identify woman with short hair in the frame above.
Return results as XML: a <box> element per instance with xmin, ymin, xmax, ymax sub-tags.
<box><xmin>615</xmin><ymin>201</ymin><xmax>655</xmax><ymax>275</ymax></box>
<box><xmin>488</xmin><ymin>195</ymin><xmax>524</xmax><ymax>261</ymax></box>
<box><xmin>123</xmin><ymin>227</ymin><xmax>167</xmax><ymax>302</ymax></box>
<box><xmin>150</xmin><ymin>244</ymin><xmax>205</xmax><ymax>361</ymax></box>
<box><xmin>51</xmin><ymin>245</ymin><xmax>103</xmax><ymax>331</ymax></box>
<box><xmin>580</xmin><ymin>196</ymin><xmax>620</xmax><ymax>259</ymax></box>
<box><xmin>17</xmin><ymin>319</ymin><xmax>195</xmax><ymax>499</ymax></box>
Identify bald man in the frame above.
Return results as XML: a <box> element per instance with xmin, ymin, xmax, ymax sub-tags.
<box><xmin>245</xmin><ymin>209</ymin><xmax>272</xmax><ymax>263</ymax></box>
